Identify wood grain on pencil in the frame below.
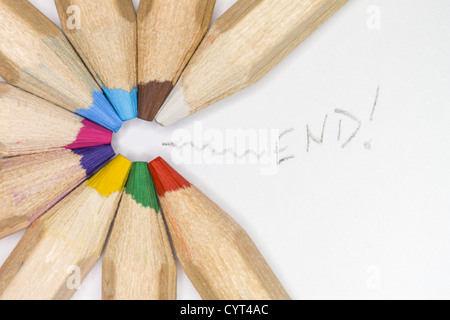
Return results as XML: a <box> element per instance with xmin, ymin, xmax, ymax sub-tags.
<box><xmin>149</xmin><ymin>157</ymin><xmax>290</xmax><ymax>300</ymax></box>
<box><xmin>0</xmin><ymin>0</ymin><xmax>121</xmax><ymax>132</ymax></box>
<box><xmin>0</xmin><ymin>155</ymin><xmax>131</xmax><ymax>300</ymax></box>
<box><xmin>0</xmin><ymin>83</ymin><xmax>112</xmax><ymax>157</ymax></box>
<box><xmin>156</xmin><ymin>0</ymin><xmax>348</xmax><ymax>126</ymax></box>
<box><xmin>137</xmin><ymin>0</ymin><xmax>216</xmax><ymax>121</ymax></box>
<box><xmin>103</xmin><ymin>163</ymin><xmax>176</xmax><ymax>300</ymax></box>
<box><xmin>55</xmin><ymin>0</ymin><xmax>138</xmax><ymax>121</ymax></box>
<box><xmin>0</xmin><ymin>145</ymin><xmax>114</xmax><ymax>240</ymax></box>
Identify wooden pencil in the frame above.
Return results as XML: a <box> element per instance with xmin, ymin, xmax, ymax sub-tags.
<box><xmin>155</xmin><ymin>0</ymin><xmax>348</xmax><ymax>126</ymax></box>
<box><xmin>0</xmin><ymin>83</ymin><xmax>112</xmax><ymax>157</ymax></box>
<box><xmin>55</xmin><ymin>0</ymin><xmax>138</xmax><ymax>121</ymax></box>
<box><xmin>0</xmin><ymin>0</ymin><xmax>122</xmax><ymax>132</ymax></box>
<box><xmin>148</xmin><ymin>157</ymin><xmax>290</xmax><ymax>300</ymax></box>
<box><xmin>0</xmin><ymin>155</ymin><xmax>131</xmax><ymax>300</ymax></box>
<box><xmin>0</xmin><ymin>145</ymin><xmax>115</xmax><ymax>240</ymax></box>
<box><xmin>103</xmin><ymin>162</ymin><xmax>177</xmax><ymax>300</ymax></box>
<box><xmin>137</xmin><ymin>0</ymin><xmax>216</xmax><ymax>121</ymax></box>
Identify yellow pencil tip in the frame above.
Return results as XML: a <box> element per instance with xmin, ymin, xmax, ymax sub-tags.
<box><xmin>87</xmin><ymin>154</ymin><xmax>132</xmax><ymax>196</ymax></box>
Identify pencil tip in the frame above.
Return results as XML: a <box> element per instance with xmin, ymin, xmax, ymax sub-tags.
<box><xmin>148</xmin><ymin>157</ymin><xmax>191</xmax><ymax>197</ymax></box>
<box><xmin>72</xmin><ymin>145</ymin><xmax>116</xmax><ymax>177</ymax></box>
<box><xmin>126</xmin><ymin>162</ymin><xmax>159</xmax><ymax>211</ymax></box>
<box><xmin>103</xmin><ymin>87</ymin><xmax>138</xmax><ymax>121</ymax></box>
<box><xmin>65</xmin><ymin>119</ymin><xmax>113</xmax><ymax>149</ymax></box>
<box><xmin>138</xmin><ymin>81</ymin><xmax>174</xmax><ymax>122</ymax></box>
<box><xmin>87</xmin><ymin>154</ymin><xmax>132</xmax><ymax>196</ymax></box>
<box><xmin>76</xmin><ymin>91</ymin><xmax>123</xmax><ymax>132</ymax></box>
<box><xmin>155</xmin><ymin>83</ymin><xmax>190</xmax><ymax>127</ymax></box>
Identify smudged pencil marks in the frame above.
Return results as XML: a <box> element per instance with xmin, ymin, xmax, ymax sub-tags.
<box><xmin>370</xmin><ymin>87</ymin><xmax>380</xmax><ymax>121</ymax></box>
<box><xmin>364</xmin><ymin>139</ymin><xmax>372</xmax><ymax>150</ymax></box>
<box><xmin>277</xmin><ymin>128</ymin><xmax>295</xmax><ymax>165</ymax></box>
<box><xmin>163</xmin><ymin>85</ymin><xmax>381</xmax><ymax>170</ymax></box>
<box><xmin>338</xmin><ymin>119</ymin><xmax>342</xmax><ymax>141</ymax></box>
<box><xmin>163</xmin><ymin>127</ymin><xmax>295</xmax><ymax>168</ymax></box>
<box><xmin>278</xmin><ymin>146</ymin><xmax>289</xmax><ymax>153</ymax></box>
<box><xmin>162</xmin><ymin>141</ymin><xmax>266</xmax><ymax>160</ymax></box>
<box><xmin>275</xmin><ymin>142</ymin><xmax>280</xmax><ymax>164</ymax></box>
<box><xmin>211</xmin><ymin>148</ymin><xmax>266</xmax><ymax>160</ymax></box>
<box><xmin>334</xmin><ymin>109</ymin><xmax>362</xmax><ymax>149</ymax></box>
<box><xmin>162</xmin><ymin>141</ymin><xmax>210</xmax><ymax>151</ymax></box>
<box><xmin>278</xmin><ymin>155</ymin><xmax>295</xmax><ymax>165</ymax></box>
<box><xmin>305</xmin><ymin>87</ymin><xmax>380</xmax><ymax>151</ymax></box>
<box><xmin>280</xmin><ymin>128</ymin><xmax>294</xmax><ymax>140</ymax></box>
<box><xmin>306</xmin><ymin>115</ymin><xmax>328</xmax><ymax>152</ymax></box>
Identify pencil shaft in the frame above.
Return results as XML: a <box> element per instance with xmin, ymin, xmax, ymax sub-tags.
<box><xmin>0</xmin><ymin>84</ymin><xmax>112</xmax><ymax>157</ymax></box>
<box><xmin>0</xmin><ymin>151</ymin><xmax>82</xmax><ymax>239</ymax></box>
<box><xmin>0</xmin><ymin>0</ymin><xmax>122</xmax><ymax>131</ymax></box>
<box><xmin>161</xmin><ymin>186</ymin><xmax>290</xmax><ymax>300</ymax></box>
<box><xmin>156</xmin><ymin>0</ymin><xmax>348</xmax><ymax>126</ymax></box>
<box><xmin>103</xmin><ymin>194</ymin><xmax>177</xmax><ymax>300</ymax></box>
<box><xmin>0</xmin><ymin>155</ymin><xmax>131</xmax><ymax>300</ymax></box>
<box><xmin>55</xmin><ymin>0</ymin><xmax>138</xmax><ymax>120</ymax></box>
<box><xmin>137</xmin><ymin>0</ymin><xmax>215</xmax><ymax>121</ymax></box>
<box><xmin>149</xmin><ymin>158</ymin><xmax>290</xmax><ymax>300</ymax></box>
<box><xmin>103</xmin><ymin>163</ymin><xmax>177</xmax><ymax>300</ymax></box>
<box><xmin>0</xmin><ymin>183</ymin><xmax>122</xmax><ymax>299</ymax></box>
<box><xmin>0</xmin><ymin>145</ymin><xmax>114</xmax><ymax>240</ymax></box>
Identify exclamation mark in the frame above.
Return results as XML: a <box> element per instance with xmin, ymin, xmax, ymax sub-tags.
<box><xmin>364</xmin><ymin>87</ymin><xmax>380</xmax><ymax>150</ymax></box>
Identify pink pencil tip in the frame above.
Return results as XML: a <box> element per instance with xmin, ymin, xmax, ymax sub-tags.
<box><xmin>65</xmin><ymin>119</ymin><xmax>113</xmax><ymax>149</ymax></box>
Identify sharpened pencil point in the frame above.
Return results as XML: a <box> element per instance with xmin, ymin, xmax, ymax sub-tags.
<box><xmin>72</xmin><ymin>145</ymin><xmax>116</xmax><ymax>177</ymax></box>
<box><xmin>87</xmin><ymin>154</ymin><xmax>132</xmax><ymax>196</ymax></box>
<box><xmin>138</xmin><ymin>81</ymin><xmax>174</xmax><ymax>122</ymax></box>
<box><xmin>0</xmin><ymin>145</ymin><xmax>115</xmax><ymax>239</ymax></box>
<box><xmin>155</xmin><ymin>83</ymin><xmax>190</xmax><ymax>127</ymax></box>
<box><xmin>148</xmin><ymin>157</ymin><xmax>191</xmax><ymax>197</ymax></box>
<box><xmin>137</xmin><ymin>0</ymin><xmax>214</xmax><ymax>124</ymax></box>
<box><xmin>103</xmin><ymin>161</ymin><xmax>177</xmax><ymax>300</ymax></box>
<box><xmin>126</xmin><ymin>162</ymin><xmax>159</xmax><ymax>212</ymax></box>
<box><xmin>103</xmin><ymin>87</ymin><xmax>138</xmax><ymax>121</ymax></box>
<box><xmin>1</xmin><ymin>84</ymin><xmax>115</xmax><ymax>156</ymax></box>
<box><xmin>55</xmin><ymin>0</ymin><xmax>137</xmax><ymax>124</ymax></box>
<box><xmin>65</xmin><ymin>119</ymin><xmax>113</xmax><ymax>150</ymax></box>
<box><xmin>76</xmin><ymin>91</ymin><xmax>123</xmax><ymax>132</ymax></box>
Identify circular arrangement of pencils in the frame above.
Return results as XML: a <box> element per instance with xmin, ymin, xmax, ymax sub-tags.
<box><xmin>0</xmin><ymin>0</ymin><xmax>347</xmax><ymax>300</ymax></box>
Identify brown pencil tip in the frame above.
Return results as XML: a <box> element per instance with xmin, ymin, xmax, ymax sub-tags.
<box><xmin>148</xmin><ymin>157</ymin><xmax>191</xmax><ymax>197</ymax></box>
<box><xmin>138</xmin><ymin>81</ymin><xmax>174</xmax><ymax>122</ymax></box>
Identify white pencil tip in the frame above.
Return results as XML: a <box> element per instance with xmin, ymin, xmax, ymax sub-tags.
<box><xmin>155</xmin><ymin>83</ymin><xmax>190</xmax><ymax>127</ymax></box>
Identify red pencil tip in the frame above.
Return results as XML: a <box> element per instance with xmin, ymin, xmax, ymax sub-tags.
<box><xmin>148</xmin><ymin>157</ymin><xmax>191</xmax><ymax>197</ymax></box>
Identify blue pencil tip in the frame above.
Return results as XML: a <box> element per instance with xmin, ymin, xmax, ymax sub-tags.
<box><xmin>76</xmin><ymin>91</ymin><xmax>123</xmax><ymax>132</ymax></box>
<box><xmin>103</xmin><ymin>87</ymin><xmax>138</xmax><ymax>121</ymax></box>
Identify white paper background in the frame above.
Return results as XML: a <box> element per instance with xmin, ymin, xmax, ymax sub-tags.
<box><xmin>1</xmin><ymin>0</ymin><xmax>449</xmax><ymax>300</ymax></box>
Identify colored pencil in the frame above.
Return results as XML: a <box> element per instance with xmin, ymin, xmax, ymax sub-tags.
<box><xmin>0</xmin><ymin>83</ymin><xmax>112</xmax><ymax>157</ymax></box>
<box><xmin>148</xmin><ymin>157</ymin><xmax>290</xmax><ymax>300</ymax></box>
<box><xmin>103</xmin><ymin>162</ymin><xmax>177</xmax><ymax>300</ymax></box>
<box><xmin>0</xmin><ymin>145</ymin><xmax>115</xmax><ymax>240</ymax></box>
<box><xmin>137</xmin><ymin>0</ymin><xmax>216</xmax><ymax>121</ymax></box>
<box><xmin>0</xmin><ymin>155</ymin><xmax>131</xmax><ymax>300</ymax></box>
<box><xmin>155</xmin><ymin>0</ymin><xmax>348</xmax><ymax>126</ymax></box>
<box><xmin>55</xmin><ymin>0</ymin><xmax>138</xmax><ymax>121</ymax></box>
<box><xmin>0</xmin><ymin>0</ymin><xmax>122</xmax><ymax>132</ymax></box>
